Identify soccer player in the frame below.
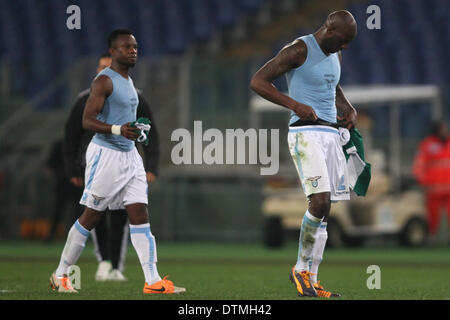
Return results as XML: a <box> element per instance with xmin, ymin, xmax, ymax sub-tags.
<box><xmin>50</xmin><ymin>29</ymin><xmax>185</xmax><ymax>294</ymax></box>
<box><xmin>250</xmin><ymin>11</ymin><xmax>357</xmax><ymax>297</ymax></box>
<box><xmin>63</xmin><ymin>53</ymin><xmax>160</xmax><ymax>281</ymax></box>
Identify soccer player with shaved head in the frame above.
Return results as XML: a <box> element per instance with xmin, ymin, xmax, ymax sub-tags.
<box><xmin>251</xmin><ymin>11</ymin><xmax>358</xmax><ymax>298</ymax></box>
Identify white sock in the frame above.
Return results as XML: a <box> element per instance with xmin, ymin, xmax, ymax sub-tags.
<box><xmin>309</xmin><ymin>221</ymin><xmax>328</xmax><ymax>283</ymax></box>
<box><xmin>295</xmin><ymin>210</ymin><xmax>321</xmax><ymax>272</ymax></box>
<box><xmin>55</xmin><ymin>220</ymin><xmax>90</xmax><ymax>277</ymax></box>
<box><xmin>129</xmin><ymin>223</ymin><xmax>161</xmax><ymax>285</ymax></box>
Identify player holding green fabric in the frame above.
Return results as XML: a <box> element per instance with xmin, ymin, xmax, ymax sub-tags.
<box><xmin>251</xmin><ymin>11</ymin><xmax>358</xmax><ymax>298</ymax></box>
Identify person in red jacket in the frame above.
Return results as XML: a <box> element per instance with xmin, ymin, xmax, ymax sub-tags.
<box><xmin>412</xmin><ymin>121</ymin><xmax>450</xmax><ymax>235</ymax></box>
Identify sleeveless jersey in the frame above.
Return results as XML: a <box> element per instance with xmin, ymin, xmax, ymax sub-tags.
<box><xmin>91</xmin><ymin>67</ymin><xmax>139</xmax><ymax>151</ymax></box>
<box><xmin>286</xmin><ymin>34</ymin><xmax>341</xmax><ymax>125</ymax></box>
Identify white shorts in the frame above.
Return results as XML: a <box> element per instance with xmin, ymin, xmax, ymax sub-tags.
<box><xmin>80</xmin><ymin>142</ymin><xmax>148</xmax><ymax>211</ymax></box>
<box><xmin>288</xmin><ymin>125</ymin><xmax>350</xmax><ymax>201</ymax></box>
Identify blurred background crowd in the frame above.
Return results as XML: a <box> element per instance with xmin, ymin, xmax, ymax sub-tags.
<box><xmin>0</xmin><ymin>0</ymin><xmax>449</xmax><ymax>247</ymax></box>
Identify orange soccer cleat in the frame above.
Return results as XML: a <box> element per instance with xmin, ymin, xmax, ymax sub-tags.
<box><xmin>49</xmin><ymin>272</ymin><xmax>78</xmax><ymax>293</ymax></box>
<box><xmin>313</xmin><ymin>281</ymin><xmax>341</xmax><ymax>298</ymax></box>
<box><xmin>143</xmin><ymin>276</ymin><xmax>186</xmax><ymax>294</ymax></box>
<box><xmin>289</xmin><ymin>267</ymin><xmax>317</xmax><ymax>297</ymax></box>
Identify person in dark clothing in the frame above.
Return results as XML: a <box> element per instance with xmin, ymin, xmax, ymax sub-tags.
<box><xmin>63</xmin><ymin>53</ymin><xmax>160</xmax><ymax>281</ymax></box>
<box><xmin>46</xmin><ymin>139</ymin><xmax>83</xmax><ymax>241</ymax></box>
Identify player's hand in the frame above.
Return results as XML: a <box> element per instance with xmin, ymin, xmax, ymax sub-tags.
<box><xmin>70</xmin><ymin>177</ymin><xmax>84</xmax><ymax>187</ymax></box>
<box><xmin>337</xmin><ymin>108</ymin><xmax>357</xmax><ymax>130</ymax></box>
<box><xmin>120</xmin><ymin>122</ymin><xmax>141</xmax><ymax>140</ymax></box>
<box><xmin>146</xmin><ymin>172</ymin><xmax>156</xmax><ymax>183</ymax></box>
<box><xmin>292</xmin><ymin>103</ymin><xmax>318</xmax><ymax>121</ymax></box>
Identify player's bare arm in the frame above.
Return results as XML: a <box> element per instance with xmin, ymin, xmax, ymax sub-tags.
<box><xmin>336</xmin><ymin>51</ymin><xmax>357</xmax><ymax>129</ymax></box>
<box><xmin>83</xmin><ymin>75</ymin><xmax>139</xmax><ymax>140</ymax></box>
<box><xmin>250</xmin><ymin>40</ymin><xmax>318</xmax><ymax>121</ymax></box>
<box><xmin>336</xmin><ymin>84</ymin><xmax>357</xmax><ymax>129</ymax></box>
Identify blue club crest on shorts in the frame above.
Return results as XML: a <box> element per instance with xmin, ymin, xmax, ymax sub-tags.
<box><xmin>307</xmin><ymin>176</ymin><xmax>321</xmax><ymax>188</ymax></box>
<box><xmin>92</xmin><ymin>194</ymin><xmax>105</xmax><ymax>206</ymax></box>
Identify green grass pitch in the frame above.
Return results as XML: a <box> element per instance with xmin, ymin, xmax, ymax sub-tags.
<box><xmin>0</xmin><ymin>241</ymin><xmax>449</xmax><ymax>300</ymax></box>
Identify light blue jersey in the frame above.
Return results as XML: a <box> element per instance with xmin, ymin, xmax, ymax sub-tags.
<box><xmin>91</xmin><ymin>67</ymin><xmax>139</xmax><ymax>151</ymax></box>
<box><xmin>286</xmin><ymin>34</ymin><xmax>341</xmax><ymax>125</ymax></box>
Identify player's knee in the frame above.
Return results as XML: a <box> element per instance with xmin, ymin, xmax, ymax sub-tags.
<box><xmin>309</xmin><ymin>196</ymin><xmax>331</xmax><ymax>219</ymax></box>
<box><xmin>78</xmin><ymin>208</ymin><xmax>103</xmax><ymax>230</ymax></box>
<box><xmin>127</xmin><ymin>203</ymin><xmax>149</xmax><ymax>225</ymax></box>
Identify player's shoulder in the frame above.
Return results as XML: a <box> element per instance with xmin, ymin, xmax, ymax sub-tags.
<box><xmin>290</xmin><ymin>38</ymin><xmax>307</xmax><ymax>50</ymax></box>
<box><xmin>90</xmin><ymin>74</ymin><xmax>113</xmax><ymax>96</ymax></box>
<box><xmin>291</xmin><ymin>39</ymin><xmax>307</xmax><ymax>58</ymax></box>
<box><xmin>94</xmin><ymin>68</ymin><xmax>118</xmax><ymax>85</ymax></box>
<box><xmin>92</xmin><ymin>74</ymin><xmax>113</xmax><ymax>86</ymax></box>
<box><xmin>281</xmin><ymin>38</ymin><xmax>307</xmax><ymax>54</ymax></box>
<box><xmin>279</xmin><ymin>38</ymin><xmax>307</xmax><ymax>68</ymax></box>
<box><xmin>96</xmin><ymin>67</ymin><xmax>114</xmax><ymax>77</ymax></box>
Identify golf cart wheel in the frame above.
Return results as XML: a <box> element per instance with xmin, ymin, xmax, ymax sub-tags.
<box><xmin>326</xmin><ymin>217</ymin><xmax>345</xmax><ymax>248</ymax></box>
<box><xmin>263</xmin><ymin>216</ymin><xmax>284</xmax><ymax>248</ymax></box>
<box><xmin>343</xmin><ymin>235</ymin><xmax>366</xmax><ymax>247</ymax></box>
<box><xmin>400</xmin><ymin>216</ymin><xmax>428</xmax><ymax>247</ymax></box>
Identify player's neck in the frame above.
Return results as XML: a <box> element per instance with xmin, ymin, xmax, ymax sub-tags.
<box><xmin>313</xmin><ymin>28</ymin><xmax>331</xmax><ymax>56</ymax></box>
<box><xmin>110</xmin><ymin>63</ymin><xmax>129</xmax><ymax>79</ymax></box>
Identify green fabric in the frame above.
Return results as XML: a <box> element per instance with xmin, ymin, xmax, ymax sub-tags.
<box><xmin>354</xmin><ymin>162</ymin><xmax>371</xmax><ymax>196</ymax></box>
<box><xmin>130</xmin><ymin>117</ymin><xmax>152</xmax><ymax>146</ymax></box>
<box><xmin>344</xmin><ymin>128</ymin><xmax>365</xmax><ymax>161</ymax></box>
<box><xmin>131</xmin><ymin>117</ymin><xmax>151</xmax><ymax>127</ymax></box>
<box><xmin>343</xmin><ymin>128</ymin><xmax>371</xmax><ymax>196</ymax></box>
